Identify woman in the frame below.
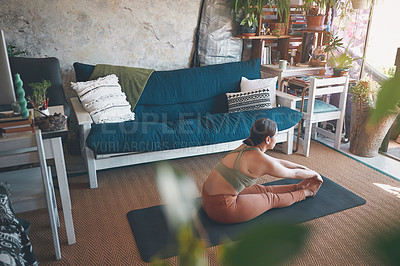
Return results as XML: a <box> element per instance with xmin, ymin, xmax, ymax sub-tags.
<box><xmin>202</xmin><ymin>118</ymin><xmax>323</xmax><ymax>224</ymax></box>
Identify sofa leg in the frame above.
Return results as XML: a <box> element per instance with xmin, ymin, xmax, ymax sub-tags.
<box><xmin>79</xmin><ymin>124</ymin><xmax>98</xmax><ymax>189</ymax></box>
<box><xmin>84</xmin><ymin>147</ymin><xmax>98</xmax><ymax>189</ymax></box>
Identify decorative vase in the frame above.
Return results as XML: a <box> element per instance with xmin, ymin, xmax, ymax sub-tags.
<box><xmin>269</xmin><ymin>23</ymin><xmax>286</xmax><ymax>36</ymax></box>
<box><xmin>14</xmin><ymin>73</ymin><xmax>29</xmax><ymax>118</ymax></box>
<box><xmin>241</xmin><ymin>25</ymin><xmax>257</xmax><ymax>36</ymax></box>
<box><xmin>306</xmin><ymin>15</ymin><xmax>325</xmax><ymax>30</ymax></box>
<box><xmin>351</xmin><ymin>0</ymin><xmax>369</xmax><ymax>10</ymax></box>
<box><xmin>349</xmin><ymin>99</ymin><xmax>398</xmax><ymax>157</ymax></box>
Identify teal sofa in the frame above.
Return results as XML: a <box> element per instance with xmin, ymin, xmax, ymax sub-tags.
<box><xmin>71</xmin><ymin>59</ymin><xmax>302</xmax><ymax>188</ymax></box>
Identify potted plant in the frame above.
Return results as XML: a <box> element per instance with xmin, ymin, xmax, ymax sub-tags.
<box><xmin>240</xmin><ymin>10</ymin><xmax>259</xmax><ymax>36</ymax></box>
<box><xmin>266</xmin><ymin>0</ymin><xmax>291</xmax><ymax>36</ymax></box>
<box><xmin>28</xmin><ymin>79</ymin><xmax>51</xmax><ymax>117</ymax></box>
<box><xmin>326</xmin><ymin>35</ymin><xmax>363</xmax><ymax>76</ymax></box>
<box><xmin>231</xmin><ymin>0</ymin><xmax>261</xmax><ymax>36</ymax></box>
<box><xmin>350</xmin><ymin>0</ymin><xmax>371</xmax><ymax>10</ymax></box>
<box><xmin>231</xmin><ymin>0</ymin><xmax>291</xmax><ymax>36</ymax></box>
<box><xmin>349</xmin><ymin>77</ymin><xmax>399</xmax><ymax>157</ymax></box>
<box><xmin>301</xmin><ymin>0</ymin><xmax>335</xmax><ymax>29</ymax></box>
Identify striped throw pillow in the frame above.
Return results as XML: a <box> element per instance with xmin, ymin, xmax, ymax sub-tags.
<box><xmin>226</xmin><ymin>89</ymin><xmax>272</xmax><ymax>113</ymax></box>
<box><xmin>71</xmin><ymin>74</ymin><xmax>135</xmax><ymax>124</ymax></box>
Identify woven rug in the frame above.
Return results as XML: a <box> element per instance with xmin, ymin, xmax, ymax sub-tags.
<box><xmin>127</xmin><ymin>176</ymin><xmax>366</xmax><ymax>262</ymax></box>
<box><xmin>16</xmin><ymin>141</ymin><xmax>400</xmax><ymax>265</ymax></box>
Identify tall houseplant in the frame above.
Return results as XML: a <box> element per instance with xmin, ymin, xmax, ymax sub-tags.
<box><xmin>349</xmin><ymin>77</ymin><xmax>399</xmax><ymax>157</ymax></box>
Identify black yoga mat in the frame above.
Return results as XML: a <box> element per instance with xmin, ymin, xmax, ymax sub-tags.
<box><xmin>127</xmin><ymin>176</ymin><xmax>366</xmax><ymax>262</ymax></box>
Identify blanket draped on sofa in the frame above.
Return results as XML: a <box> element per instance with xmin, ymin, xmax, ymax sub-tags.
<box><xmin>89</xmin><ymin>64</ymin><xmax>154</xmax><ymax>110</ymax></box>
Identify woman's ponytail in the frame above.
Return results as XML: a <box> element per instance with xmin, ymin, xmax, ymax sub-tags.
<box><xmin>243</xmin><ymin>137</ymin><xmax>254</xmax><ymax>146</ymax></box>
<box><xmin>243</xmin><ymin>118</ymin><xmax>277</xmax><ymax>146</ymax></box>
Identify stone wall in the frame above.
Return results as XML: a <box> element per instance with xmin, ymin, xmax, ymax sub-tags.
<box><xmin>0</xmin><ymin>0</ymin><xmax>202</xmax><ymax>98</ymax></box>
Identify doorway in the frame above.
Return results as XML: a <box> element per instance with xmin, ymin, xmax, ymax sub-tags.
<box><xmin>364</xmin><ymin>0</ymin><xmax>400</xmax><ymax>160</ymax></box>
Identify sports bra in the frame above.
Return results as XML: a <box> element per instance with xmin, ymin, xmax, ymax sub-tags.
<box><xmin>214</xmin><ymin>145</ymin><xmax>261</xmax><ymax>193</ymax></box>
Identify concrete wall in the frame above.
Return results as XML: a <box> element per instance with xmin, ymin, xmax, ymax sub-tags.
<box><xmin>0</xmin><ymin>0</ymin><xmax>202</xmax><ymax>98</ymax></box>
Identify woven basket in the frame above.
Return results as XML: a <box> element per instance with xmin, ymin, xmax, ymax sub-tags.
<box><xmin>35</xmin><ymin>113</ymin><xmax>67</xmax><ymax>132</ymax></box>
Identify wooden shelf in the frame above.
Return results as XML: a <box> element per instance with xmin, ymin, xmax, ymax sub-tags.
<box><xmin>237</xmin><ymin>35</ymin><xmax>292</xmax><ymax>40</ymax></box>
<box><xmin>302</xmin><ymin>29</ymin><xmax>330</xmax><ymax>33</ymax></box>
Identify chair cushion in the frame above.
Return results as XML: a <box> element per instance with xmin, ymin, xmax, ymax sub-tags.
<box><xmin>86</xmin><ymin>107</ymin><xmax>302</xmax><ymax>154</ymax></box>
<box><xmin>296</xmin><ymin>99</ymin><xmax>339</xmax><ymax>113</ymax></box>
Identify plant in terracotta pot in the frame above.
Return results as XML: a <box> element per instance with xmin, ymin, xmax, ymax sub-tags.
<box><xmin>265</xmin><ymin>0</ymin><xmax>290</xmax><ymax>36</ymax></box>
<box><xmin>301</xmin><ymin>0</ymin><xmax>335</xmax><ymax>29</ymax></box>
<box><xmin>349</xmin><ymin>77</ymin><xmax>399</xmax><ymax>157</ymax></box>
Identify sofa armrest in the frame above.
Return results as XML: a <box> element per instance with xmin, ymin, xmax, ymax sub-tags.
<box><xmin>276</xmin><ymin>90</ymin><xmax>301</xmax><ymax>109</ymax></box>
<box><xmin>71</xmin><ymin>97</ymin><xmax>93</xmax><ymax>125</ymax></box>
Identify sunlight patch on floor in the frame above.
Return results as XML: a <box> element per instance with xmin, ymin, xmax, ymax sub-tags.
<box><xmin>373</xmin><ymin>183</ymin><xmax>400</xmax><ymax>198</ymax></box>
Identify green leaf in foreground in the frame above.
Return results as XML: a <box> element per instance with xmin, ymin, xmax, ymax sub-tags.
<box><xmin>220</xmin><ymin>223</ymin><xmax>309</xmax><ymax>266</ymax></box>
<box><xmin>373</xmin><ymin>227</ymin><xmax>400</xmax><ymax>266</ymax></box>
<box><xmin>369</xmin><ymin>75</ymin><xmax>400</xmax><ymax>125</ymax></box>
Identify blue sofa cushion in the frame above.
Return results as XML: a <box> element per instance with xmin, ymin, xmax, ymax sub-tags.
<box><xmin>86</xmin><ymin>107</ymin><xmax>302</xmax><ymax>154</ymax></box>
<box><xmin>135</xmin><ymin>59</ymin><xmax>261</xmax><ymax>121</ymax></box>
<box><xmin>74</xmin><ymin>59</ymin><xmax>262</xmax><ymax>122</ymax></box>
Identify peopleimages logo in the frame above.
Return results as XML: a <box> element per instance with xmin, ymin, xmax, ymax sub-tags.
<box><xmin>91</xmin><ymin>140</ymin><xmax>222</xmax><ymax>153</ymax></box>
<box><xmin>96</xmin><ymin>111</ymin><xmax>287</xmax><ymax>135</ymax></box>
<box><xmin>92</xmin><ymin>110</ymin><xmax>295</xmax><ymax>153</ymax></box>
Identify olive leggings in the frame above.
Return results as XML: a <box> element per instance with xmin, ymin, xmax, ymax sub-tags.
<box><xmin>201</xmin><ymin>183</ymin><xmax>306</xmax><ymax>224</ymax></box>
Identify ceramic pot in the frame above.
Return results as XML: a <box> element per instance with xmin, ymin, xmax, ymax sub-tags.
<box><xmin>306</xmin><ymin>15</ymin><xmax>325</xmax><ymax>30</ymax></box>
<box><xmin>333</xmin><ymin>67</ymin><xmax>349</xmax><ymax>77</ymax></box>
<box><xmin>269</xmin><ymin>23</ymin><xmax>286</xmax><ymax>36</ymax></box>
<box><xmin>351</xmin><ymin>0</ymin><xmax>369</xmax><ymax>10</ymax></box>
<box><xmin>241</xmin><ymin>25</ymin><xmax>257</xmax><ymax>36</ymax></box>
<box><xmin>350</xmin><ymin>99</ymin><xmax>398</xmax><ymax>157</ymax></box>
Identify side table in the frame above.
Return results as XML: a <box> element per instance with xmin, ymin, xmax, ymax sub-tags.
<box><xmin>261</xmin><ymin>64</ymin><xmax>324</xmax><ymax>91</ymax></box>
<box><xmin>0</xmin><ymin>105</ymin><xmax>76</xmax><ymax>247</ymax></box>
<box><xmin>41</xmin><ymin>105</ymin><xmax>76</xmax><ymax>245</ymax></box>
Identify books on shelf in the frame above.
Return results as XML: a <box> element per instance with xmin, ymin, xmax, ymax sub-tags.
<box><xmin>0</xmin><ymin>113</ymin><xmax>33</xmax><ymax>136</ymax></box>
<box><xmin>260</xmin><ymin>40</ymin><xmax>272</xmax><ymax>65</ymax></box>
<box><xmin>289</xmin><ymin>14</ymin><xmax>306</xmax><ymax>36</ymax></box>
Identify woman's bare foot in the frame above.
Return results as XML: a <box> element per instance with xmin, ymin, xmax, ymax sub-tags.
<box><xmin>297</xmin><ymin>178</ymin><xmax>312</xmax><ymax>190</ymax></box>
<box><xmin>303</xmin><ymin>189</ymin><xmax>314</xmax><ymax>197</ymax></box>
<box><xmin>306</xmin><ymin>175</ymin><xmax>323</xmax><ymax>197</ymax></box>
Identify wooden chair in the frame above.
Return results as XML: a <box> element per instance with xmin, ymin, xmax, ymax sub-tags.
<box><xmin>0</xmin><ymin>130</ymin><xmax>61</xmax><ymax>260</ymax></box>
<box><xmin>299</xmin><ymin>75</ymin><xmax>349</xmax><ymax>156</ymax></box>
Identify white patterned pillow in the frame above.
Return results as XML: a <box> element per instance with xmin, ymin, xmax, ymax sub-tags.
<box><xmin>226</xmin><ymin>89</ymin><xmax>273</xmax><ymax>113</ymax></box>
<box><xmin>240</xmin><ymin>76</ymin><xmax>278</xmax><ymax>107</ymax></box>
<box><xmin>71</xmin><ymin>74</ymin><xmax>135</xmax><ymax>124</ymax></box>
